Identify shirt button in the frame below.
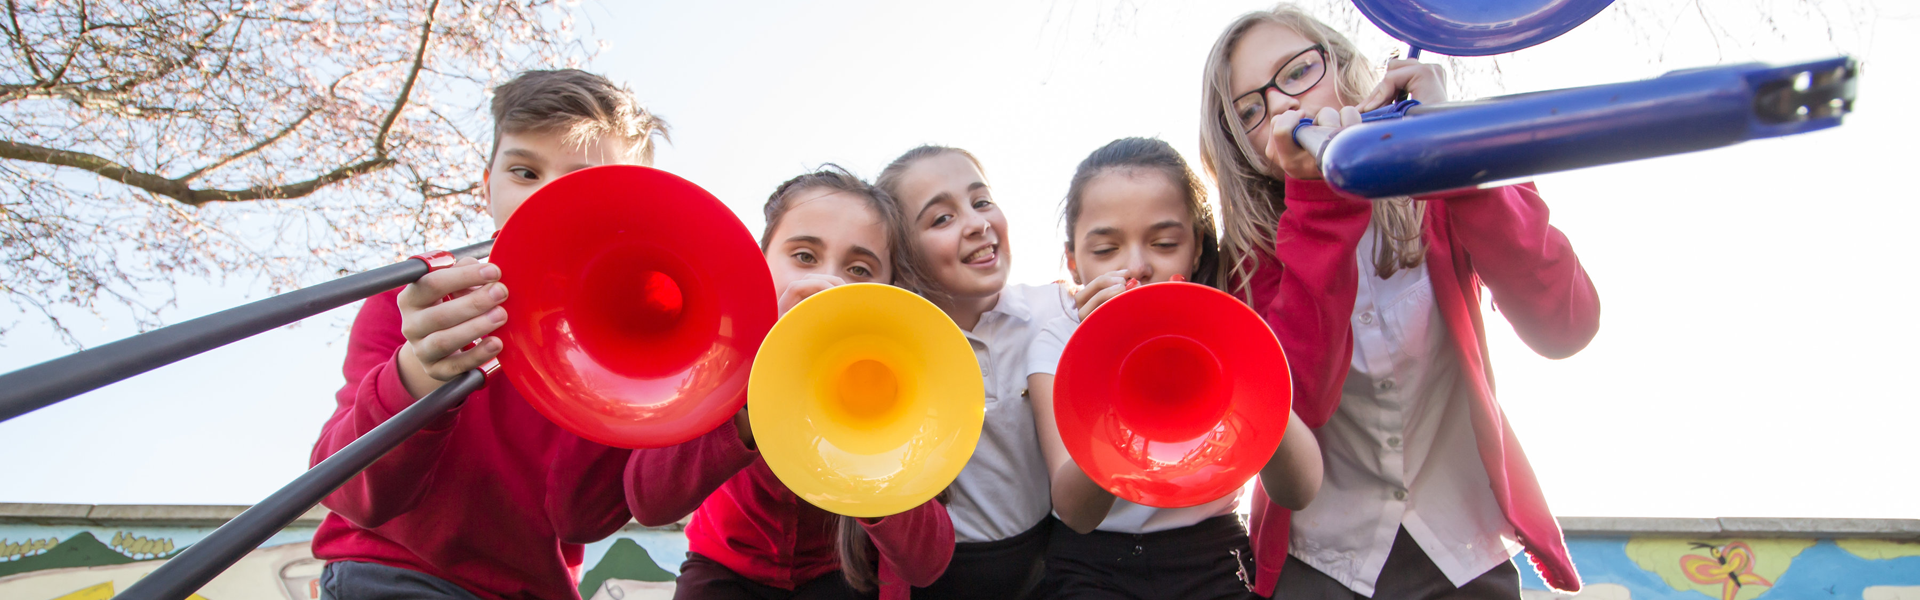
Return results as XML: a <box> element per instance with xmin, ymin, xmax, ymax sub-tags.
<box><xmin>1387</xmin><ymin>436</ymin><xmax>1402</xmax><ymax>448</ymax></box>
<box><xmin>1378</xmin><ymin>380</ymin><xmax>1394</xmax><ymax>391</ymax></box>
<box><xmin>1360</xmin><ymin>312</ymin><xmax>1375</xmax><ymax>324</ymax></box>
<box><xmin>1133</xmin><ymin>545</ymin><xmax>1144</xmax><ymax>556</ymax></box>
<box><xmin>1394</xmin><ymin>489</ymin><xmax>1408</xmax><ymax>501</ymax></box>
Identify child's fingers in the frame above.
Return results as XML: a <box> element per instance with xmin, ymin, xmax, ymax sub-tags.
<box><xmin>1072</xmin><ymin>270</ymin><xmax>1128</xmax><ymax>308</ymax></box>
<box><xmin>776</xmin><ymin>276</ymin><xmax>843</xmax><ymax>316</ymax></box>
<box><xmin>400</xmin><ymin>282</ymin><xmax>507</xmax><ymax>342</ymax></box>
<box><xmin>416</xmin><ymin>307</ymin><xmax>508</xmax><ymax>369</ymax></box>
<box><xmin>1265</xmin><ymin>110</ymin><xmax>1321</xmax><ymax>179</ymax></box>
<box><xmin>1364</xmin><ymin>61</ymin><xmax>1448</xmax><ymax>110</ymax></box>
<box><xmin>1315</xmin><ymin>106</ymin><xmax>1341</xmax><ymax>130</ymax></box>
<box><xmin>1077</xmin><ymin>283</ymin><xmax>1128</xmax><ymax>322</ymax></box>
<box><xmin>805</xmin><ymin>274</ymin><xmax>849</xmax><ymax>287</ymax></box>
<box><xmin>430</xmin><ymin>337</ymin><xmax>504</xmax><ymax>380</ymax></box>
<box><xmin>399</xmin><ymin>260</ymin><xmax>500</xmax><ymax>311</ymax></box>
<box><xmin>1340</xmin><ymin>105</ymin><xmax>1365</xmax><ymax>128</ymax></box>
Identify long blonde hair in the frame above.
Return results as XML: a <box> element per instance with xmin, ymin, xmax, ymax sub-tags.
<box><xmin>1198</xmin><ymin>4</ymin><xmax>1425</xmax><ymax>299</ymax></box>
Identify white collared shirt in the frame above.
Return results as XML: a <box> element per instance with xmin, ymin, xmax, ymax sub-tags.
<box><xmin>946</xmin><ymin>282</ymin><xmax>1074</xmax><ymax>543</ymax></box>
<box><xmin>1288</xmin><ymin>226</ymin><xmax>1523</xmax><ymax>596</ymax></box>
<box><xmin>1025</xmin><ymin>313</ymin><xmax>1241</xmax><ymax>534</ymax></box>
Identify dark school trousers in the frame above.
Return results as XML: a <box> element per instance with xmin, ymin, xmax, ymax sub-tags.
<box><xmin>1040</xmin><ymin>514</ymin><xmax>1260</xmax><ymax>600</ymax></box>
<box><xmin>1272</xmin><ymin>527</ymin><xmax>1520</xmax><ymax>600</ymax></box>
<box><xmin>673</xmin><ymin>552</ymin><xmax>868</xmax><ymax>600</ymax></box>
<box><xmin>912</xmin><ymin>516</ymin><xmax>1055</xmax><ymax>600</ymax></box>
<box><xmin>318</xmin><ymin>561</ymin><xmax>485</xmax><ymax>600</ymax></box>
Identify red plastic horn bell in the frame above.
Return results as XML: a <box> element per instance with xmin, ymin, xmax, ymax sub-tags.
<box><xmin>490</xmin><ymin>165</ymin><xmax>778</xmax><ymax>449</ymax></box>
<box><xmin>1053</xmin><ymin>282</ymin><xmax>1292</xmax><ymax>508</ymax></box>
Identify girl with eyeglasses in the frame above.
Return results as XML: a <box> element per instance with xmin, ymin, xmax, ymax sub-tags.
<box><xmin>1197</xmin><ymin>4</ymin><xmax>1601</xmax><ymax>600</ymax></box>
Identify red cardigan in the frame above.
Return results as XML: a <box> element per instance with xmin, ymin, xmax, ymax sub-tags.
<box><xmin>1238</xmin><ymin>178</ymin><xmax>1599</xmax><ymax>595</ymax></box>
<box><xmin>311</xmin><ymin>288</ymin><xmax>634</xmax><ymax>600</ymax></box>
<box><xmin>625</xmin><ymin>420</ymin><xmax>954</xmax><ymax>599</ymax></box>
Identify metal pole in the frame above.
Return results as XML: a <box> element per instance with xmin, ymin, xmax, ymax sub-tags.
<box><xmin>115</xmin><ymin>368</ymin><xmax>487</xmax><ymax>600</ymax></box>
<box><xmin>0</xmin><ymin>240</ymin><xmax>492</xmax><ymax>423</ymax></box>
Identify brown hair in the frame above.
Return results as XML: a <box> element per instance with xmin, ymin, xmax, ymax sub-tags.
<box><xmin>759</xmin><ymin>164</ymin><xmax>929</xmax><ymax>297</ymax></box>
<box><xmin>1197</xmin><ymin>4</ymin><xmax>1425</xmax><ymax>298</ymax></box>
<box><xmin>834</xmin><ymin>489</ymin><xmax>952</xmax><ymax>593</ymax></box>
<box><xmin>489</xmin><ymin>69</ymin><xmax>670</xmax><ymax>165</ymax></box>
<box><xmin>1061</xmin><ymin>137</ymin><xmax>1222</xmax><ymax>289</ymax></box>
<box><xmin>872</xmin><ymin>145</ymin><xmax>989</xmax><ymax>304</ymax></box>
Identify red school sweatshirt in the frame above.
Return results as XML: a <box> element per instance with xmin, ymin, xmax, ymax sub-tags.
<box><xmin>1237</xmin><ymin>178</ymin><xmax>1599</xmax><ymax>596</ymax></box>
<box><xmin>310</xmin><ymin>288</ymin><xmax>635</xmax><ymax>600</ymax></box>
<box><xmin>627</xmin><ymin>420</ymin><xmax>955</xmax><ymax>600</ymax></box>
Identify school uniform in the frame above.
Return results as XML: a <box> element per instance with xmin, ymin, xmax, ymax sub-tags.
<box><xmin>1234</xmin><ymin>178</ymin><xmax>1599</xmax><ymax>598</ymax></box>
<box><xmin>625</xmin><ymin>419</ymin><xmax>953</xmax><ymax>600</ymax></box>
<box><xmin>1024</xmin><ymin>314</ymin><xmax>1259</xmax><ymax>600</ymax></box>
<box><xmin>914</xmin><ymin>283</ymin><xmax>1073</xmax><ymax>599</ymax></box>
<box><xmin>312</xmin><ymin>288</ymin><xmax>635</xmax><ymax>600</ymax></box>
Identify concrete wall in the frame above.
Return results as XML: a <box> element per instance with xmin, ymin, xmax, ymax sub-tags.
<box><xmin>3</xmin><ymin>505</ymin><xmax>1916</xmax><ymax>599</ymax></box>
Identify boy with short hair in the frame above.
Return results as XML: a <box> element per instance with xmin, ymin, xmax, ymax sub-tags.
<box><xmin>311</xmin><ymin>69</ymin><xmax>670</xmax><ymax>600</ymax></box>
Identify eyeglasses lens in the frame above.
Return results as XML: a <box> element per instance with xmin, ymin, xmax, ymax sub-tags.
<box><xmin>1233</xmin><ymin>48</ymin><xmax>1326</xmax><ymax>133</ymax></box>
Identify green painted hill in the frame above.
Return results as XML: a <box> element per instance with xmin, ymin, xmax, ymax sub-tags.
<box><xmin>0</xmin><ymin>532</ymin><xmax>139</xmax><ymax>578</ymax></box>
<box><xmin>578</xmin><ymin>538</ymin><xmax>675</xmax><ymax>597</ymax></box>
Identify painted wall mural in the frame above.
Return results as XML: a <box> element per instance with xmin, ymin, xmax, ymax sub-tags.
<box><xmin>1519</xmin><ymin>536</ymin><xmax>1920</xmax><ymax>599</ymax></box>
<box><xmin>4</xmin><ymin>514</ymin><xmax>1915</xmax><ymax>599</ymax></box>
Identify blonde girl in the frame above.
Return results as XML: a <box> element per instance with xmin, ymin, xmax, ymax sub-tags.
<box><xmin>1198</xmin><ymin>5</ymin><xmax>1600</xmax><ymax>599</ymax></box>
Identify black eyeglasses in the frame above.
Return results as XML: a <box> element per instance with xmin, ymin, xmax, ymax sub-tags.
<box><xmin>1231</xmin><ymin>45</ymin><xmax>1328</xmax><ymax>133</ymax></box>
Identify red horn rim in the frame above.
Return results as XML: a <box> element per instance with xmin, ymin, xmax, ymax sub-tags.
<box><xmin>1054</xmin><ymin>282</ymin><xmax>1293</xmax><ymax>508</ymax></box>
<box><xmin>491</xmin><ymin>165</ymin><xmax>777</xmax><ymax>449</ymax></box>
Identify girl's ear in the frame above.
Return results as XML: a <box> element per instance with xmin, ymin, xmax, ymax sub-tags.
<box><xmin>1065</xmin><ymin>241</ymin><xmax>1083</xmax><ymax>285</ymax></box>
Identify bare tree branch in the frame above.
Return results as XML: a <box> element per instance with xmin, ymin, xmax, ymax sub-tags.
<box><xmin>0</xmin><ymin>0</ymin><xmax>589</xmax><ymax>345</ymax></box>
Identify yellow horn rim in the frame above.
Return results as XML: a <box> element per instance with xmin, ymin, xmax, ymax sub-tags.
<box><xmin>748</xmin><ymin>283</ymin><xmax>984</xmax><ymax>518</ymax></box>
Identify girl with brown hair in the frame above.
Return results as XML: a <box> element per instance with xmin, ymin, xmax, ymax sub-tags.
<box><xmin>624</xmin><ymin>165</ymin><xmax>952</xmax><ymax>600</ymax></box>
<box><xmin>1022</xmin><ymin>136</ymin><xmax>1324</xmax><ymax>599</ymax></box>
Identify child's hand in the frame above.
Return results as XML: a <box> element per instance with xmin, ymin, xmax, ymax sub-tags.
<box><xmin>1072</xmin><ymin>270</ymin><xmax>1132</xmax><ymax>322</ymax></box>
<box><xmin>1360</xmin><ymin>59</ymin><xmax>1448</xmax><ymax>111</ymax></box>
<box><xmin>396</xmin><ymin>258</ymin><xmax>507</xmax><ymax>400</ymax></box>
<box><xmin>776</xmin><ymin>274</ymin><xmax>846</xmax><ymax>317</ymax></box>
<box><xmin>1266</xmin><ymin>106</ymin><xmax>1364</xmax><ymax>181</ymax></box>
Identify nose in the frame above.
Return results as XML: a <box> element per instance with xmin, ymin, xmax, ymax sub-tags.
<box><xmin>1265</xmin><ymin>88</ymin><xmax>1300</xmax><ymax>120</ymax></box>
<box><xmin>1126</xmin><ymin>249</ymin><xmax>1153</xmax><ymax>282</ymax></box>
<box><xmin>960</xmin><ymin>210</ymin><xmax>989</xmax><ymax>240</ymax></box>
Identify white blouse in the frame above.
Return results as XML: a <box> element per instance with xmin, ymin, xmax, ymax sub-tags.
<box><xmin>1287</xmin><ymin>226</ymin><xmax>1524</xmax><ymax>595</ymax></box>
<box><xmin>944</xmin><ymin>282</ymin><xmax>1073</xmax><ymax>543</ymax></box>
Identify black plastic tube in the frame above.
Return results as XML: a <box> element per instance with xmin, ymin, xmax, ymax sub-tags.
<box><xmin>0</xmin><ymin>240</ymin><xmax>492</xmax><ymax>424</ymax></box>
<box><xmin>115</xmin><ymin>368</ymin><xmax>486</xmax><ymax>600</ymax></box>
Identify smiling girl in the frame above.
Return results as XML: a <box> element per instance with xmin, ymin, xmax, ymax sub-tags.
<box><xmin>875</xmin><ymin>146</ymin><xmax>1073</xmax><ymax>599</ymax></box>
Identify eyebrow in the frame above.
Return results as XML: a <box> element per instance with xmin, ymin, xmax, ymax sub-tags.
<box><xmin>783</xmin><ymin>235</ymin><xmax>823</xmax><ymax>246</ymax></box>
<box><xmin>1083</xmin><ymin>220</ymin><xmax>1187</xmax><ymax>238</ymax></box>
<box><xmin>914</xmin><ymin>181</ymin><xmax>990</xmax><ymax>221</ymax></box>
<box><xmin>502</xmin><ymin>148</ymin><xmax>539</xmax><ymax>160</ymax></box>
<box><xmin>849</xmin><ymin>245</ymin><xmax>882</xmax><ymax>264</ymax></box>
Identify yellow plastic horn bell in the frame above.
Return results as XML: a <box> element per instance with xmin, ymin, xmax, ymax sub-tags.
<box><xmin>748</xmin><ymin>283</ymin><xmax>984</xmax><ymax>518</ymax></box>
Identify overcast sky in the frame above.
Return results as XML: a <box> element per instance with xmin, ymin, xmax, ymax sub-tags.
<box><xmin>2</xmin><ymin>0</ymin><xmax>1915</xmax><ymax>521</ymax></box>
